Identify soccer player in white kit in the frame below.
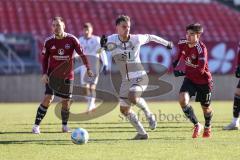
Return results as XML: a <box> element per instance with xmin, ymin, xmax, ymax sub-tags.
<box><xmin>100</xmin><ymin>15</ymin><xmax>173</xmax><ymax>140</ymax></box>
<box><xmin>77</xmin><ymin>22</ymin><xmax>108</xmax><ymax>112</ymax></box>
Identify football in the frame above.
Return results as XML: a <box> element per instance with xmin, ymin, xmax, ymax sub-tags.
<box><xmin>71</xmin><ymin>128</ymin><xmax>89</xmax><ymax>144</ymax></box>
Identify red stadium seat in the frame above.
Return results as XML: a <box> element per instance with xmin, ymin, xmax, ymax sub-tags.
<box><xmin>0</xmin><ymin>0</ymin><xmax>238</xmax><ymax>42</ymax></box>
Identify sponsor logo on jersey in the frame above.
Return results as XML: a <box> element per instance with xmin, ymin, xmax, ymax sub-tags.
<box><xmin>58</xmin><ymin>49</ymin><xmax>64</xmax><ymax>55</ymax></box>
<box><xmin>182</xmin><ymin>51</ymin><xmax>185</xmax><ymax>55</ymax></box>
<box><xmin>65</xmin><ymin>44</ymin><xmax>70</xmax><ymax>49</ymax></box>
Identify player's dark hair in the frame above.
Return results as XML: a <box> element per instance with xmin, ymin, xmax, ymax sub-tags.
<box><xmin>52</xmin><ymin>16</ymin><xmax>64</xmax><ymax>22</ymax></box>
<box><xmin>83</xmin><ymin>22</ymin><xmax>93</xmax><ymax>28</ymax></box>
<box><xmin>186</xmin><ymin>23</ymin><xmax>203</xmax><ymax>34</ymax></box>
<box><xmin>115</xmin><ymin>15</ymin><xmax>130</xmax><ymax>26</ymax></box>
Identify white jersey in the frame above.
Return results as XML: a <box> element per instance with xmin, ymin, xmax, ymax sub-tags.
<box><xmin>75</xmin><ymin>35</ymin><xmax>108</xmax><ymax>85</ymax></box>
<box><xmin>77</xmin><ymin>35</ymin><xmax>108</xmax><ymax>67</ymax></box>
<box><xmin>106</xmin><ymin>34</ymin><xmax>169</xmax><ymax>81</ymax></box>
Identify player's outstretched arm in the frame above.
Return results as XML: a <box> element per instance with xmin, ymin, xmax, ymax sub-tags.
<box><xmin>148</xmin><ymin>35</ymin><xmax>173</xmax><ymax>49</ymax></box>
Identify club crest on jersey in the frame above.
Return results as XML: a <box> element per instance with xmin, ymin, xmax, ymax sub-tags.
<box><xmin>106</xmin><ymin>42</ymin><xmax>117</xmax><ymax>51</ymax></box>
<box><xmin>191</xmin><ymin>54</ymin><xmax>196</xmax><ymax>59</ymax></box>
<box><xmin>186</xmin><ymin>57</ymin><xmax>191</xmax><ymax>63</ymax></box>
<box><xmin>58</xmin><ymin>49</ymin><xmax>64</xmax><ymax>55</ymax></box>
<box><xmin>65</xmin><ymin>44</ymin><xmax>70</xmax><ymax>49</ymax></box>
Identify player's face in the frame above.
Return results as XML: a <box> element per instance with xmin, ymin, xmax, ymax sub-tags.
<box><xmin>116</xmin><ymin>21</ymin><xmax>130</xmax><ymax>38</ymax></box>
<box><xmin>52</xmin><ymin>20</ymin><xmax>65</xmax><ymax>36</ymax></box>
<box><xmin>186</xmin><ymin>30</ymin><xmax>200</xmax><ymax>44</ymax></box>
<box><xmin>83</xmin><ymin>27</ymin><xmax>93</xmax><ymax>38</ymax></box>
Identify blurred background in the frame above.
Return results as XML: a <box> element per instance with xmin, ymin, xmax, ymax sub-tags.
<box><xmin>0</xmin><ymin>0</ymin><xmax>239</xmax><ymax>102</ymax></box>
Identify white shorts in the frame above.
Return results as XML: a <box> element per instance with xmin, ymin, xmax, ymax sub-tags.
<box><xmin>79</xmin><ymin>55</ymin><xmax>101</xmax><ymax>85</ymax></box>
<box><xmin>80</xmin><ymin>65</ymin><xmax>99</xmax><ymax>85</ymax></box>
<box><xmin>119</xmin><ymin>75</ymin><xmax>149</xmax><ymax>106</ymax></box>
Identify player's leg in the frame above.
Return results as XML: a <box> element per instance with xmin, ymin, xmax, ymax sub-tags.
<box><xmin>128</xmin><ymin>84</ymin><xmax>157</xmax><ymax>130</ymax></box>
<box><xmin>119</xmin><ymin>80</ymin><xmax>148</xmax><ymax>140</ymax></box>
<box><xmin>201</xmin><ymin>105</ymin><xmax>213</xmax><ymax>138</ymax></box>
<box><xmin>82</xmin><ymin>64</ymin><xmax>98</xmax><ymax>112</ymax></box>
<box><xmin>223</xmin><ymin>82</ymin><xmax>240</xmax><ymax>130</ymax></box>
<box><xmin>32</xmin><ymin>84</ymin><xmax>54</xmax><ymax>134</ymax></box>
<box><xmin>120</xmin><ymin>102</ymin><xmax>148</xmax><ymax>140</ymax></box>
<box><xmin>179</xmin><ymin>78</ymin><xmax>202</xmax><ymax>138</ymax></box>
<box><xmin>56</xmin><ymin>79</ymin><xmax>73</xmax><ymax>132</ymax></box>
<box><xmin>197</xmin><ymin>83</ymin><xmax>213</xmax><ymax>138</ymax></box>
<box><xmin>79</xmin><ymin>65</ymin><xmax>89</xmax><ymax>99</ymax></box>
<box><xmin>87</xmin><ymin>80</ymin><xmax>98</xmax><ymax>112</ymax></box>
<box><xmin>61</xmin><ymin>98</ymin><xmax>72</xmax><ymax>132</ymax></box>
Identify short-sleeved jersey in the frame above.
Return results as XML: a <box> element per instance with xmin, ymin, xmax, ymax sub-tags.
<box><xmin>41</xmin><ymin>32</ymin><xmax>89</xmax><ymax>80</ymax></box>
<box><xmin>106</xmin><ymin>34</ymin><xmax>169</xmax><ymax>81</ymax></box>
<box><xmin>78</xmin><ymin>35</ymin><xmax>108</xmax><ymax>67</ymax></box>
<box><xmin>176</xmin><ymin>40</ymin><xmax>212</xmax><ymax>84</ymax></box>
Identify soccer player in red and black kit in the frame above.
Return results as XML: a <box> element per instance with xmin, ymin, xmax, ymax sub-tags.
<box><xmin>223</xmin><ymin>42</ymin><xmax>240</xmax><ymax>130</ymax></box>
<box><xmin>32</xmin><ymin>17</ymin><xmax>93</xmax><ymax>134</ymax></box>
<box><xmin>173</xmin><ymin>23</ymin><xmax>213</xmax><ymax>138</ymax></box>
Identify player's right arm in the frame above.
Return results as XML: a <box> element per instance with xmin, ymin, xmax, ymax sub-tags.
<box><xmin>172</xmin><ymin>40</ymin><xmax>185</xmax><ymax>77</ymax></box>
<box><xmin>41</xmin><ymin>40</ymin><xmax>50</xmax><ymax>84</ymax></box>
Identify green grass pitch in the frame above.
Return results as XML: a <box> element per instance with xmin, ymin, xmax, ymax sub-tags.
<box><xmin>0</xmin><ymin>101</ymin><xmax>240</xmax><ymax>160</ymax></box>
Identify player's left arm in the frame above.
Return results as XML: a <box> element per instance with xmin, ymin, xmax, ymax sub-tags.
<box><xmin>196</xmin><ymin>45</ymin><xmax>208</xmax><ymax>75</ymax></box>
<box><xmin>143</xmin><ymin>34</ymin><xmax>173</xmax><ymax>49</ymax></box>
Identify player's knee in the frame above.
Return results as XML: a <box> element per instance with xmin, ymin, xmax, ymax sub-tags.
<box><xmin>128</xmin><ymin>96</ymin><xmax>137</xmax><ymax>105</ymax></box>
<box><xmin>128</xmin><ymin>91</ymin><xmax>140</xmax><ymax>105</ymax></box>
<box><xmin>61</xmin><ymin>99</ymin><xmax>71</xmax><ymax>110</ymax></box>
<box><xmin>201</xmin><ymin>104</ymin><xmax>211</xmax><ymax>111</ymax></box>
<box><xmin>120</xmin><ymin>107</ymin><xmax>130</xmax><ymax>116</ymax></box>
<box><xmin>234</xmin><ymin>94</ymin><xmax>240</xmax><ymax>107</ymax></box>
<box><xmin>42</xmin><ymin>95</ymin><xmax>54</xmax><ymax>106</ymax></box>
<box><xmin>179</xmin><ymin>92</ymin><xmax>190</xmax><ymax>107</ymax></box>
<box><xmin>235</xmin><ymin>88</ymin><xmax>240</xmax><ymax>96</ymax></box>
<box><xmin>201</xmin><ymin>102</ymin><xmax>210</xmax><ymax>108</ymax></box>
<box><xmin>90</xmin><ymin>84</ymin><xmax>96</xmax><ymax>90</ymax></box>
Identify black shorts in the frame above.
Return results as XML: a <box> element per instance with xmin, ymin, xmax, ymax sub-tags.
<box><xmin>45</xmin><ymin>79</ymin><xmax>73</xmax><ymax>99</ymax></box>
<box><xmin>180</xmin><ymin>78</ymin><xmax>213</xmax><ymax>106</ymax></box>
<box><xmin>237</xmin><ymin>80</ymin><xmax>240</xmax><ymax>88</ymax></box>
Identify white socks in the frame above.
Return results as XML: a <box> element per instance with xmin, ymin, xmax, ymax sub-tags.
<box><xmin>232</xmin><ymin>117</ymin><xmax>239</xmax><ymax>126</ymax></box>
<box><xmin>135</xmin><ymin>98</ymin><xmax>151</xmax><ymax>118</ymax></box>
<box><xmin>87</xmin><ymin>97</ymin><xmax>96</xmax><ymax>111</ymax></box>
<box><xmin>126</xmin><ymin>111</ymin><xmax>146</xmax><ymax>135</ymax></box>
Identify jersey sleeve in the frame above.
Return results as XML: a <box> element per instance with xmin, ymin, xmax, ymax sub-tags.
<box><xmin>41</xmin><ymin>40</ymin><xmax>50</xmax><ymax>74</ymax></box>
<box><xmin>173</xmin><ymin>41</ymin><xmax>185</xmax><ymax>67</ymax></box>
<box><xmin>73</xmin><ymin>37</ymin><xmax>90</xmax><ymax>69</ymax></box>
<box><xmin>195</xmin><ymin>44</ymin><xmax>208</xmax><ymax>74</ymax></box>
<box><xmin>138</xmin><ymin>34</ymin><xmax>170</xmax><ymax>47</ymax></box>
<box><xmin>237</xmin><ymin>42</ymin><xmax>240</xmax><ymax>66</ymax></box>
<box><xmin>148</xmin><ymin>34</ymin><xmax>170</xmax><ymax>47</ymax></box>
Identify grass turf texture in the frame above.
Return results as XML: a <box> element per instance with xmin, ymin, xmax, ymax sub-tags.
<box><xmin>0</xmin><ymin>101</ymin><xmax>239</xmax><ymax>160</ymax></box>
